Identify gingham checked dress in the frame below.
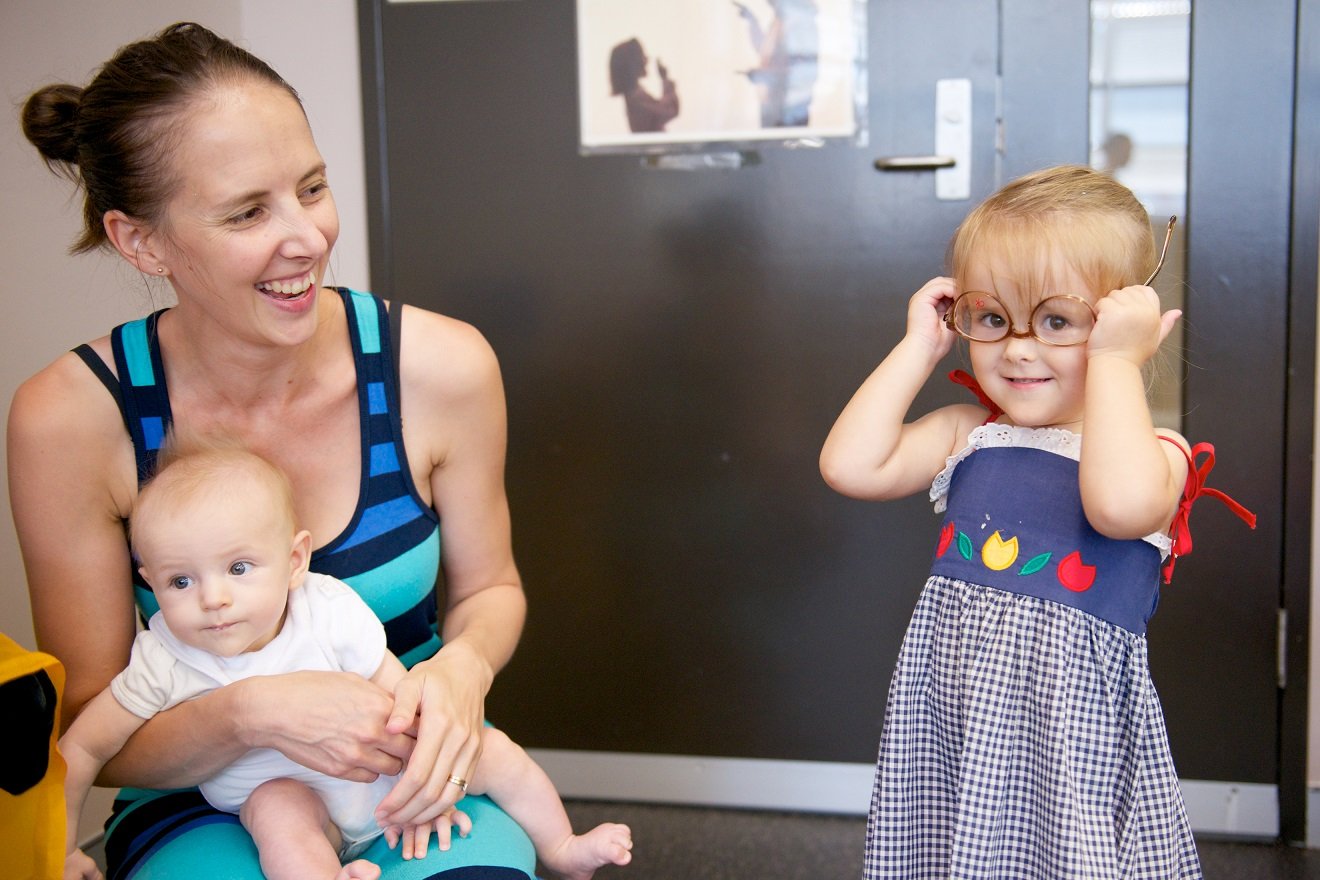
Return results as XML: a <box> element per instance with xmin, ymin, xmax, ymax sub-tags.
<box><xmin>864</xmin><ymin>423</ymin><xmax>1202</xmax><ymax>880</ymax></box>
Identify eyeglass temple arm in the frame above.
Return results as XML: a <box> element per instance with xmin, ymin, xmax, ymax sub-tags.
<box><xmin>1144</xmin><ymin>216</ymin><xmax>1177</xmax><ymax>286</ymax></box>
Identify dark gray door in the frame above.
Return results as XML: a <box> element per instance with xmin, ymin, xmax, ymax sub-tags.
<box><xmin>357</xmin><ymin>0</ymin><xmax>1287</xmax><ymax>825</ymax></box>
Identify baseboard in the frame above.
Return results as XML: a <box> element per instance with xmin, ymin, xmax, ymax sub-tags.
<box><xmin>529</xmin><ymin>749</ymin><xmax>1279</xmax><ymax>838</ymax></box>
<box><xmin>1308</xmin><ymin>786</ymin><xmax>1320</xmax><ymax>847</ymax></box>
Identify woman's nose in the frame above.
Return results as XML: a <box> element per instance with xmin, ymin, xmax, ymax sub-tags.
<box><xmin>277</xmin><ymin>205</ymin><xmax>328</xmax><ymax>258</ymax></box>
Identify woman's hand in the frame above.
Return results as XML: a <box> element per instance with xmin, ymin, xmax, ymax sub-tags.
<box><xmin>242</xmin><ymin>671</ymin><xmax>414</xmax><ymax>782</ymax></box>
<box><xmin>1088</xmin><ymin>285</ymin><xmax>1181</xmax><ymax>368</ymax></box>
<box><xmin>373</xmin><ymin>641</ymin><xmax>491</xmax><ymax>827</ymax></box>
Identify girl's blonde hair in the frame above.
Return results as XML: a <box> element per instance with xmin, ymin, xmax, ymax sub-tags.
<box><xmin>948</xmin><ymin>165</ymin><xmax>1158</xmax><ymax>301</ymax></box>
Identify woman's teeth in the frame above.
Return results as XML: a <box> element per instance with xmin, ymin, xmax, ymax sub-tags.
<box><xmin>257</xmin><ymin>272</ymin><xmax>315</xmax><ymax>297</ymax></box>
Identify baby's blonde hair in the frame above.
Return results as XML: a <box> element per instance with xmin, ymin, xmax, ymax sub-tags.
<box><xmin>130</xmin><ymin>437</ymin><xmax>296</xmax><ymax>559</ymax></box>
<box><xmin>948</xmin><ymin>164</ymin><xmax>1158</xmax><ymax>301</ymax></box>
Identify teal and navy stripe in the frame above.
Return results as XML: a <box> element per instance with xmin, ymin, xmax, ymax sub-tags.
<box><xmin>311</xmin><ymin>289</ymin><xmax>442</xmax><ymax>667</ymax></box>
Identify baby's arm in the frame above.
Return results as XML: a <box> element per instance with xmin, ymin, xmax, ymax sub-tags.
<box><xmin>1080</xmin><ymin>284</ymin><xmax>1188</xmax><ymax>537</ymax></box>
<box><xmin>820</xmin><ymin>277</ymin><xmax>985</xmax><ymax>501</ymax></box>
<box><xmin>60</xmin><ymin>688</ymin><xmax>147</xmax><ymax>877</ymax></box>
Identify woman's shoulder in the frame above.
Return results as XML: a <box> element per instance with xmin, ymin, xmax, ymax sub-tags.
<box><xmin>10</xmin><ymin>339</ymin><xmax>119</xmax><ymax>436</ymax></box>
<box><xmin>9</xmin><ymin>340</ymin><xmax>138</xmax><ymax>516</ymax></box>
<box><xmin>392</xmin><ymin>301</ymin><xmax>502</xmax><ymax>400</ymax></box>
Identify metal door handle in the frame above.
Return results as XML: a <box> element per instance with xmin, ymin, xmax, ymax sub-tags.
<box><xmin>873</xmin><ymin>79</ymin><xmax>972</xmax><ymax>200</ymax></box>
<box><xmin>873</xmin><ymin>155</ymin><xmax>956</xmax><ymax>170</ymax></box>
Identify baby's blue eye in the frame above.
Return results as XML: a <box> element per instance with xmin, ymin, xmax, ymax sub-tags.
<box><xmin>169</xmin><ymin>575</ymin><xmax>193</xmax><ymax>590</ymax></box>
<box><xmin>229</xmin><ymin>561</ymin><xmax>252</xmax><ymax>576</ymax></box>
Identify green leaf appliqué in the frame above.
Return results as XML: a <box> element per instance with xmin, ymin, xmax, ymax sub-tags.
<box><xmin>1019</xmin><ymin>552</ymin><xmax>1052</xmax><ymax>576</ymax></box>
<box><xmin>957</xmin><ymin>532</ymin><xmax>974</xmax><ymax>560</ymax></box>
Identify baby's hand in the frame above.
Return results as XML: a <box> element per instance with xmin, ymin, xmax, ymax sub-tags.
<box><xmin>385</xmin><ymin>806</ymin><xmax>473</xmax><ymax>861</ymax></box>
<box><xmin>1088</xmin><ymin>285</ymin><xmax>1180</xmax><ymax>366</ymax></box>
<box><xmin>65</xmin><ymin>847</ymin><xmax>103</xmax><ymax>880</ymax></box>
<box><xmin>905</xmin><ymin>276</ymin><xmax>959</xmax><ymax>359</ymax></box>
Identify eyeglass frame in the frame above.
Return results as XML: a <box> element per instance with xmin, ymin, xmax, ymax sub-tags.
<box><xmin>940</xmin><ymin>215</ymin><xmax>1178</xmax><ymax>348</ymax></box>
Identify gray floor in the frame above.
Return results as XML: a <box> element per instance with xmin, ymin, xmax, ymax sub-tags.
<box><xmin>86</xmin><ymin>798</ymin><xmax>1320</xmax><ymax>878</ymax></box>
<box><xmin>559</xmin><ymin>800</ymin><xmax>1320</xmax><ymax>880</ymax></box>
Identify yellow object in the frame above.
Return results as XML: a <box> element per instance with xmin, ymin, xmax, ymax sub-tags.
<box><xmin>0</xmin><ymin>632</ymin><xmax>66</xmax><ymax>880</ymax></box>
<box><xmin>981</xmin><ymin>531</ymin><xmax>1020</xmax><ymax>571</ymax></box>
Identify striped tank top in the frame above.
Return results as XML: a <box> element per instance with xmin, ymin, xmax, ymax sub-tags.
<box><xmin>76</xmin><ymin>288</ymin><xmax>443</xmax><ymax>667</ymax></box>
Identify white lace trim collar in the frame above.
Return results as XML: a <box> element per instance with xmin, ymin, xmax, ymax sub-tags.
<box><xmin>929</xmin><ymin>422</ymin><xmax>1172</xmax><ymax>555</ymax></box>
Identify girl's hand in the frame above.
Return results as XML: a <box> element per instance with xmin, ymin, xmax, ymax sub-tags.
<box><xmin>373</xmin><ymin>641</ymin><xmax>491</xmax><ymax>827</ymax></box>
<box><xmin>244</xmin><ymin>671</ymin><xmax>414</xmax><ymax>782</ymax></box>
<box><xmin>905</xmin><ymin>277</ymin><xmax>960</xmax><ymax>362</ymax></box>
<box><xmin>1087</xmin><ymin>285</ymin><xmax>1181</xmax><ymax>367</ymax></box>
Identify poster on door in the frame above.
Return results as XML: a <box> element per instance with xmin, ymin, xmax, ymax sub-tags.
<box><xmin>577</xmin><ymin>0</ymin><xmax>866</xmax><ymax>154</ymax></box>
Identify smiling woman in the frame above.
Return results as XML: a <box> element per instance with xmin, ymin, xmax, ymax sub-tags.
<box><xmin>13</xmin><ymin>21</ymin><xmax>536</xmax><ymax>880</ymax></box>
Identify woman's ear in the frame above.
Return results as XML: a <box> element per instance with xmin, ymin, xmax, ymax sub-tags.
<box><xmin>103</xmin><ymin>209</ymin><xmax>168</xmax><ymax>276</ymax></box>
<box><xmin>287</xmin><ymin>529</ymin><xmax>313</xmax><ymax>590</ymax></box>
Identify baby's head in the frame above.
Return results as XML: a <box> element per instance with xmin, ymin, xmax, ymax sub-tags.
<box><xmin>948</xmin><ymin>164</ymin><xmax>1158</xmax><ymax>309</ymax></box>
<box><xmin>131</xmin><ymin>444</ymin><xmax>311</xmax><ymax>657</ymax></box>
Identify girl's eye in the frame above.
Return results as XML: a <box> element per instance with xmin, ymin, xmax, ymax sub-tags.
<box><xmin>1042</xmin><ymin>313</ymin><xmax>1072</xmax><ymax>331</ymax></box>
<box><xmin>978</xmin><ymin>312</ymin><xmax>1007</xmax><ymax>328</ymax></box>
<box><xmin>169</xmin><ymin>575</ymin><xmax>193</xmax><ymax>590</ymax></box>
<box><xmin>229</xmin><ymin>561</ymin><xmax>251</xmax><ymax>576</ymax></box>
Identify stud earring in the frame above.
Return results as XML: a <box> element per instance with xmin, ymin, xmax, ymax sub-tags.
<box><xmin>156</xmin><ymin>267</ymin><xmax>166</xmax><ymax>275</ymax></box>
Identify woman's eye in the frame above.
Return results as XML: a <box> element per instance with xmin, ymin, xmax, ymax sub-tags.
<box><xmin>169</xmin><ymin>575</ymin><xmax>193</xmax><ymax>590</ymax></box>
<box><xmin>301</xmin><ymin>180</ymin><xmax>330</xmax><ymax>201</ymax></box>
<box><xmin>229</xmin><ymin>561</ymin><xmax>251</xmax><ymax>576</ymax></box>
<box><xmin>229</xmin><ymin>206</ymin><xmax>264</xmax><ymax>225</ymax></box>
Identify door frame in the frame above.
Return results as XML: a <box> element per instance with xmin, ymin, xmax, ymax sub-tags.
<box><xmin>1283</xmin><ymin>0</ymin><xmax>1319</xmax><ymax>847</ymax></box>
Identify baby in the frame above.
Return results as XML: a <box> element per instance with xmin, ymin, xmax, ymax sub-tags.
<box><xmin>60</xmin><ymin>445</ymin><xmax>633</xmax><ymax>880</ymax></box>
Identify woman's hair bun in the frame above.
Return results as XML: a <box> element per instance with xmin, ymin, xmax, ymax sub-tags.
<box><xmin>21</xmin><ymin>83</ymin><xmax>84</xmax><ymax>167</ymax></box>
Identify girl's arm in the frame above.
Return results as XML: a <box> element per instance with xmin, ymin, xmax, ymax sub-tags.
<box><xmin>375</xmin><ymin>307</ymin><xmax>528</xmax><ymax>826</ymax></box>
<box><xmin>9</xmin><ymin>352</ymin><xmax>411</xmax><ymax>789</ymax></box>
<box><xmin>1080</xmin><ymin>285</ymin><xmax>1188</xmax><ymax>538</ymax></box>
<box><xmin>820</xmin><ymin>277</ymin><xmax>985</xmax><ymax>501</ymax></box>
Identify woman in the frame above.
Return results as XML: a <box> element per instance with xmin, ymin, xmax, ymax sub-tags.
<box><xmin>608</xmin><ymin>37</ymin><xmax>679</xmax><ymax>134</ymax></box>
<box><xmin>12</xmin><ymin>22</ymin><xmax>535</xmax><ymax>878</ymax></box>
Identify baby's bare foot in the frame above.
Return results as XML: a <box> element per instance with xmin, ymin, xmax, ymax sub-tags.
<box><xmin>335</xmin><ymin>858</ymin><xmax>381</xmax><ymax>880</ymax></box>
<box><xmin>541</xmin><ymin>822</ymin><xmax>633</xmax><ymax>880</ymax></box>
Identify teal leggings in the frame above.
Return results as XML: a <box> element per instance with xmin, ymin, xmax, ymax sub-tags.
<box><xmin>104</xmin><ymin>788</ymin><xmax>535</xmax><ymax>879</ymax></box>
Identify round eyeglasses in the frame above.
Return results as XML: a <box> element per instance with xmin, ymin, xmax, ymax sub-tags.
<box><xmin>944</xmin><ymin>292</ymin><xmax>1097</xmax><ymax>346</ymax></box>
<box><xmin>942</xmin><ymin>215</ymin><xmax>1178</xmax><ymax>347</ymax></box>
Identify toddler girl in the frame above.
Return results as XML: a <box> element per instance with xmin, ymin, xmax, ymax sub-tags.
<box><xmin>820</xmin><ymin>165</ymin><xmax>1253</xmax><ymax>879</ymax></box>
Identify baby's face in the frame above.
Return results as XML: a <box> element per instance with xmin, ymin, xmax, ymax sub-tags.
<box><xmin>136</xmin><ymin>493</ymin><xmax>297</xmax><ymax>657</ymax></box>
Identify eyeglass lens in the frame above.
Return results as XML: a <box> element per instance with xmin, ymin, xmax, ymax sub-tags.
<box><xmin>948</xmin><ymin>293</ymin><xmax>1095</xmax><ymax>346</ymax></box>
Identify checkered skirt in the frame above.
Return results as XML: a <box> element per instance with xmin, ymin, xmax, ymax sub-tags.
<box><xmin>864</xmin><ymin>576</ymin><xmax>1201</xmax><ymax>879</ymax></box>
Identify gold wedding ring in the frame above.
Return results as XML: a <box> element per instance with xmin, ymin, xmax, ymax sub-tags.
<box><xmin>448</xmin><ymin>774</ymin><xmax>469</xmax><ymax>792</ymax></box>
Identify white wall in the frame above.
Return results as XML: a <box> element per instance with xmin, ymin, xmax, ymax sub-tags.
<box><xmin>0</xmin><ymin>0</ymin><xmax>368</xmax><ymax>845</ymax></box>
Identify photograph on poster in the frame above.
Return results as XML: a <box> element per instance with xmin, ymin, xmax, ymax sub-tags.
<box><xmin>577</xmin><ymin>0</ymin><xmax>865</xmax><ymax>153</ymax></box>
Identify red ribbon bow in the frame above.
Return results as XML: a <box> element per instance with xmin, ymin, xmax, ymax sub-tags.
<box><xmin>948</xmin><ymin>370</ymin><xmax>1003</xmax><ymax>422</ymax></box>
<box><xmin>1161</xmin><ymin>440</ymin><xmax>1257</xmax><ymax>583</ymax></box>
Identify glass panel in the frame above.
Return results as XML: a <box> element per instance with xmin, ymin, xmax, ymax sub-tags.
<box><xmin>1089</xmin><ymin>0</ymin><xmax>1190</xmax><ymax>431</ymax></box>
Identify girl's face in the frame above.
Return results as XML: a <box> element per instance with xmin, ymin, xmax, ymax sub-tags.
<box><xmin>962</xmin><ymin>256</ymin><xmax>1098</xmax><ymax>432</ymax></box>
<box><xmin>153</xmin><ymin>81</ymin><xmax>339</xmax><ymax>349</ymax></box>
